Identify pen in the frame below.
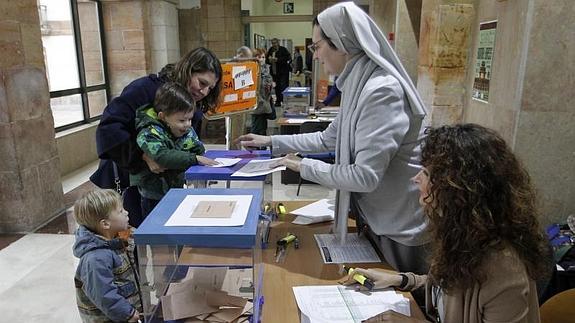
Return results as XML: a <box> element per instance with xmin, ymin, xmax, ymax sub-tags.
<box><xmin>343</xmin><ymin>265</ymin><xmax>374</xmax><ymax>290</ymax></box>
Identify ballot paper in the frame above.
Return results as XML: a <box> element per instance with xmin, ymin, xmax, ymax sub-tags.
<box><xmin>231</xmin><ymin>158</ymin><xmax>286</xmax><ymax>177</ymax></box>
<box><xmin>293</xmin><ymin>285</ymin><xmax>410</xmax><ymax>323</ymax></box>
<box><xmin>291</xmin><ymin>199</ymin><xmax>335</xmax><ymax>225</ymax></box>
<box><xmin>164</xmin><ymin>195</ymin><xmax>252</xmax><ymax>226</ymax></box>
<box><xmin>314</xmin><ymin>233</ymin><xmax>381</xmax><ymax>264</ymax></box>
<box><xmin>163</xmin><ymin>267</ymin><xmax>254</xmax><ymax>322</ymax></box>
<box><xmin>209</xmin><ymin>158</ymin><xmax>242</xmax><ymax>168</ymax></box>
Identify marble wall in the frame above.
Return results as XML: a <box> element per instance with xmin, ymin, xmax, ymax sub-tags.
<box><xmin>463</xmin><ymin>0</ymin><xmax>574</xmax><ymax>225</ymax></box>
<box><xmin>512</xmin><ymin>0</ymin><xmax>575</xmax><ymax>225</ymax></box>
<box><xmin>0</xmin><ymin>0</ymin><xmax>65</xmax><ymax>232</ymax></box>
<box><xmin>101</xmin><ymin>0</ymin><xmax>152</xmax><ymax>98</ymax></box>
<box><xmin>179</xmin><ymin>0</ymin><xmax>243</xmax><ymax>60</ymax></box>
<box><xmin>150</xmin><ymin>0</ymin><xmax>180</xmax><ymax>73</ymax></box>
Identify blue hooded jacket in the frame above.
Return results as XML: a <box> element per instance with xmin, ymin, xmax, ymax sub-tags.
<box><xmin>73</xmin><ymin>226</ymin><xmax>141</xmax><ymax>322</ymax></box>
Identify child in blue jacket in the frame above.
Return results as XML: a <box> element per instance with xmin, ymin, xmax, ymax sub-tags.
<box><xmin>73</xmin><ymin>189</ymin><xmax>141</xmax><ymax>322</ymax></box>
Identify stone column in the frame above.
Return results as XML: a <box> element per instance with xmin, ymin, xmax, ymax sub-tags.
<box><xmin>511</xmin><ymin>0</ymin><xmax>575</xmax><ymax>225</ymax></box>
<box><xmin>0</xmin><ymin>0</ymin><xmax>65</xmax><ymax>232</ymax></box>
<box><xmin>417</xmin><ymin>0</ymin><xmax>476</xmax><ymax>126</ymax></box>
<box><xmin>101</xmin><ymin>0</ymin><xmax>152</xmax><ymax>98</ymax></box>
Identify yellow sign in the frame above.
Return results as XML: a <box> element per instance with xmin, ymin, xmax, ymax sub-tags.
<box><xmin>204</xmin><ymin>60</ymin><xmax>260</xmax><ymax>120</ymax></box>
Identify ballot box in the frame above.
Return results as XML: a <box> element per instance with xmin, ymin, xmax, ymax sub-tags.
<box><xmin>134</xmin><ymin>188</ymin><xmax>264</xmax><ymax>323</ymax></box>
<box><xmin>282</xmin><ymin>87</ymin><xmax>311</xmax><ymax>117</ymax></box>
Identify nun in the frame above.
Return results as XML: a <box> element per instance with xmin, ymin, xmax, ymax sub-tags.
<box><xmin>236</xmin><ymin>2</ymin><xmax>429</xmax><ymax>274</ymax></box>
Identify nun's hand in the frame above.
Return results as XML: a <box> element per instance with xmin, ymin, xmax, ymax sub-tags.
<box><xmin>272</xmin><ymin>154</ymin><xmax>302</xmax><ymax>172</ymax></box>
<box><xmin>235</xmin><ymin>133</ymin><xmax>271</xmax><ymax>150</ymax></box>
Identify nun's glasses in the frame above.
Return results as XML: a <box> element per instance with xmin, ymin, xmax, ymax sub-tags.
<box><xmin>307</xmin><ymin>39</ymin><xmax>325</xmax><ymax>53</ymax></box>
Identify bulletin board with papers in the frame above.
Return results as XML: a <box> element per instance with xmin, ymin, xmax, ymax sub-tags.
<box><xmin>204</xmin><ymin>60</ymin><xmax>260</xmax><ymax>120</ymax></box>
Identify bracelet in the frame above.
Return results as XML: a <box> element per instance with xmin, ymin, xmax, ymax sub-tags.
<box><xmin>398</xmin><ymin>273</ymin><xmax>408</xmax><ymax>289</ymax></box>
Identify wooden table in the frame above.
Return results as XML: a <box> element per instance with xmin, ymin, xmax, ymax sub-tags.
<box><xmin>261</xmin><ymin>201</ymin><xmax>425</xmax><ymax>322</ymax></box>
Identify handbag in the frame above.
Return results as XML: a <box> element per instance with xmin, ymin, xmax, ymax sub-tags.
<box><xmin>90</xmin><ymin>159</ymin><xmax>130</xmax><ymax>193</ymax></box>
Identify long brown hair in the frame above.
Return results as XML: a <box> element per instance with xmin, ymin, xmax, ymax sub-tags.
<box><xmin>421</xmin><ymin>124</ymin><xmax>550</xmax><ymax>291</ymax></box>
<box><xmin>159</xmin><ymin>47</ymin><xmax>222</xmax><ymax>113</ymax></box>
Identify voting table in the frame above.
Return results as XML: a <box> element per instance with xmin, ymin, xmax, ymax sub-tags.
<box><xmin>184</xmin><ymin>149</ymin><xmax>271</xmax><ymax>188</ymax></box>
<box><xmin>261</xmin><ymin>200</ymin><xmax>426</xmax><ymax>322</ymax></box>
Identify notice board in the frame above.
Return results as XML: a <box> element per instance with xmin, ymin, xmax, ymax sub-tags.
<box><xmin>204</xmin><ymin>60</ymin><xmax>260</xmax><ymax>120</ymax></box>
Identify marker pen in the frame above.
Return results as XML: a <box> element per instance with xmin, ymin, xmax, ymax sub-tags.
<box><xmin>343</xmin><ymin>266</ymin><xmax>374</xmax><ymax>290</ymax></box>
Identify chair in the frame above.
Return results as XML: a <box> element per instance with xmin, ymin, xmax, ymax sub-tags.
<box><xmin>539</xmin><ymin>288</ymin><xmax>575</xmax><ymax>323</ymax></box>
<box><xmin>296</xmin><ymin>121</ymin><xmax>334</xmax><ymax>196</ymax></box>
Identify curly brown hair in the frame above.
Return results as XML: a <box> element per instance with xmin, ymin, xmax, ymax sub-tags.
<box><xmin>421</xmin><ymin>124</ymin><xmax>550</xmax><ymax>291</ymax></box>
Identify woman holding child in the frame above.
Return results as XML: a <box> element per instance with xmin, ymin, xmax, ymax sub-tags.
<box><xmin>92</xmin><ymin>47</ymin><xmax>223</xmax><ymax>225</ymax></box>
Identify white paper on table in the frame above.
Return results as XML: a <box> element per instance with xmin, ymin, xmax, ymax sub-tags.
<box><xmin>286</xmin><ymin>118</ymin><xmax>310</xmax><ymax>124</ymax></box>
<box><xmin>293</xmin><ymin>285</ymin><xmax>410</xmax><ymax>323</ymax></box>
<box><xmin>208</xmin><ymin>158</ymin><xmax>242</xmax><ymax>168</ymax></box>
<box><xmin>231</xmin><ymin>158</ymin><xmax>286</xmax><ymax>177</ymax></box>
<box><xmin>164</xmin><ymin>195</ymin><xmax>253</xmax><ymax>226</ymax></box>
<box><xmin>291</xmin><ymin>199</ymin><xmax>335</xmax><ymax>225</ymax></box>
<box><xmin>314</xmin><ymin>233</ymin><xmax>381</xmax><ymax>264</ymax></box>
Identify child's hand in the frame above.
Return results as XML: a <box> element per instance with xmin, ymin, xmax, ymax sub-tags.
<box><xmin>142</xmin><ymin>153</ymin><xmax>166</xmax><ymax>174</ymax></box>
<box><xmin>128</xmin><ymin>310</ymin><xmax>141</xmax><ymax>322</ymax></box>
<box><xmin>197</xmin><ymin>156</ymin><xmax>219</xmax><ymax>166</ymax></box>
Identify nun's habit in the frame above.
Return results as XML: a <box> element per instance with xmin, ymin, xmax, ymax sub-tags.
<box><xmin>271</xmin><ymin>2</ymin><xmax>429</xmax><ymax>272</ymax></box>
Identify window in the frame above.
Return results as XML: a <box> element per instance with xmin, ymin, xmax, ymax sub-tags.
<box><xmin>39</xmin><ymin>0</ymin><xmax>109</xmax><ymax>131</ymax></box>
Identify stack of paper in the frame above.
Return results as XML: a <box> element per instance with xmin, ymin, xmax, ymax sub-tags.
<box><xmin>231</xmin><ymin>158</ymin><xmax>286</xmax><ymax>177</ymax></box>
<box><xmin>161</xmin><ymin>267</ymin><xmax>253</xmax><ymax>322</ymax></box>
<box><xmin>293</xmin><ymin>285</ymin><xmax>410</xmax><ymax>323</ymax></box>
<box><xmin>291</xmin><ymin>199</ymin><xmax>335</xmax><ymax>225</ymax></box>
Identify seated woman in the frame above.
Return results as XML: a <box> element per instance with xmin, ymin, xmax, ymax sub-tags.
<box><xmin>344</xmin><ymin>124</ymin><xmax>551</xmax><ymax>323</ymax></box>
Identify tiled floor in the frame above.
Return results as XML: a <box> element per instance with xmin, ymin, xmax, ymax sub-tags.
<box><xmin>0</xmin><ymin>147</ymin><xmax>335</xmax><ymax>321</ymax></box>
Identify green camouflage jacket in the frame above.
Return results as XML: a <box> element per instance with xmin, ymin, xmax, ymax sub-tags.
<box><xmin>130</xmin><ymin>105</ymin><xmax>205</xmax><ymax>200</ymax></box>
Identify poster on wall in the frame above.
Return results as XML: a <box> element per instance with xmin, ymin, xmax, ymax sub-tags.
<box><xmin>472</xmin><ymin>20</ymin><xmax>497</xmax><ymax>103</ymax></box>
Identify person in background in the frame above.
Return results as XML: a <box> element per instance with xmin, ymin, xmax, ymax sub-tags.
<box><xmin>291</xmin><ymin>47</ymin><xmax>304</xmax><ymax>87</ymax></box>
<box><xmin>237</xmin><ymin>2</ymin><xmax>429</xmax><ymax>274</ymax></box>
<box><xmin>131</xmin><ymin>82</ymin><xmax>218</xmax><ymax>217</ymax></box>
<box><xmin>316</xmin><ymin>77</ymin><xmax>341</xmax><ymax>109</ymax></box>
<box><xmin>73</xmin><ymin>189</ymin><xmax>142</xmax><ymax>323</ymax></box>
<box><xmin>91</xmin><ymin>47</ymin><xmax>222</xmax><ymax>227</ymax></box>
<box><xmin>344</xmin><ymin>124</ymin><xmax>551</xmax><ymax>323</ymax></box>
<box><xmin>251</xmin><ymin>48</ymin><xmax>274</xmax><ymax>135</ymax></box>
<box><xmin>266</xmin><ymin>38</ymin><xmax>291</xmax><ymax>107</ymax></box>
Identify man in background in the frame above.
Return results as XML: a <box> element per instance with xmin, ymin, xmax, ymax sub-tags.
<box><xmin>266</xmin><ymin>38</ymin><xmax>291</xmax><ymax>106</ymax></box>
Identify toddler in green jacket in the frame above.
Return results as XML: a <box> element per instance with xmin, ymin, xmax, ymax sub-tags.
<box><xmin>130</xmin><ymin>82</ymin><xmax>218</xmax><ymax>217</ymax></box>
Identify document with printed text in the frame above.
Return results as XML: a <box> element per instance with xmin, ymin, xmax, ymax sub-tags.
<box><xmin>314</xmin><ymin>233</ymin><xmax>381</xmax><ymax>264</ymax></box>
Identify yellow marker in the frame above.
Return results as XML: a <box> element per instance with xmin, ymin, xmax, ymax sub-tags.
<box><xmin>343</xmin><ymin>266</ymin><xmax>374</xmax><ymax>290</ymax></box>
<box><xmin>276</xmin><ymin>203</ymin><xmax>287</xmax><ymax>221</ymax></box>
<box><xmin>278</xmin><ymin>233</ymin><xmax>297</xmax><ymax>246</ymax></box>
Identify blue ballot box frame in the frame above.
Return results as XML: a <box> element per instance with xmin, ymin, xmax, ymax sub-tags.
<box><xmin>134</xmin><ymin>188</ymin><xmax>262</xmax><ymax>247</ymax></box>
<box><xmin>134</xmin><ymin>188</ymin><xmax>264</xmax><ymax>322</ymax></box>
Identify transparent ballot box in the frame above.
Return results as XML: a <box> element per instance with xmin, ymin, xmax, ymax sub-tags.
<box><xmin>134</xmin><ymin>188</ymin><xmax>264</xmax><ymax>323</ymax></box>
<box><xmin>282</xmin><ymin>87</ymin><xmax>311</xmax><ymax>117</ymax></box>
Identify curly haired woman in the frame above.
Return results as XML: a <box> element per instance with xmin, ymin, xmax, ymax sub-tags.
<box><xmin>345</xmin><ymin>124</ymin><xmax>551</xmax><ymax>323</ymax></box>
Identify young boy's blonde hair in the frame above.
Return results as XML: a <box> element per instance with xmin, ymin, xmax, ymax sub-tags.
<box><xmin>74</xmin><ymin>189</ymin><xmax>122</xmax><ymax>232</ymax></box>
